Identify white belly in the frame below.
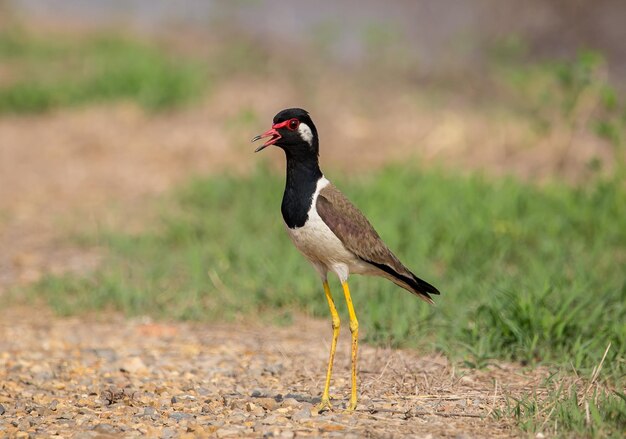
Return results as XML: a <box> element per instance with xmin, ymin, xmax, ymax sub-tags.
<box><xmin>284</xmin><ymin>177</ymin><xmax>374</xmax><ymax>281</ymax></box>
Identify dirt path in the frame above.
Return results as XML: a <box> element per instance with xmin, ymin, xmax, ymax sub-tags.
<box><xmin>0</xmin><ymin>307</ymin><xmax>550</xmax><ymax>437</ymax></box>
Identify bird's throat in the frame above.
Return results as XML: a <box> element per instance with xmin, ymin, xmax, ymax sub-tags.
<box><xmin>281</xmin><ymin>157</ymin><xmax>322</xmax><ymax>229</ymax></box>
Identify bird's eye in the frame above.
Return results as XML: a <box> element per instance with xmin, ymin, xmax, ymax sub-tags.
<box><xmin>287</xmin><ymin>119</ymin><xmax>300</xmax><ymax>131</ymax></box>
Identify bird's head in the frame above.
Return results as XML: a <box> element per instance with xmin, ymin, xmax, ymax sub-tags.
<box><xmin>252</xmin><ymin>108</ymin><xmax>319</xmax><ymax>158</ymax></box>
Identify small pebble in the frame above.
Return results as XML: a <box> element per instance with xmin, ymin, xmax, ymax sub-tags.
<box><xmin>263</xmin><ymin>364</ymin><xmax>284</xmax><ymax>376</ymax></box>
<box><xmin>262</xmin><ymin>414</ymin><xmax>289</xmax><ymax>425</ymax></box>
<box><xmin>291</xmin><ymin>407</ymin><xmax>311</xmax><ymax>422</ymax></box>
<box><xmin>258</xmin><ymin>398</ymin><xmax>277</xmax><ymax>411</ymax></box>
<box><xmin>281</xmin><ymin>398</ymin><xmax>300</xmax><ymax>408</ymax></box>
<box><xmin>169</xmin><ymin>412</ymin><xmax>193</xmax><ymax>422</ymax></box>
<box><xmin>230</xmin><ymin>412</ymin><xmax>247</xmax><ymax>423</ymax></box>
<box><xmin>216</xmin><ymin>427</ymin><xmax>243</xmax><ymax>438</ymax></box>
<box><xmin>161</xmin><ymin>427</ymin><xmax>176</xmax><ymax>439</ymax></box>
<box><xmin>119</xmin><ymin>356</ymin><xmax>147</xmax><ymax>374</ymax></box>
<box><xmin>93</xmin><ymin>423</ymin><xmax>116</xmax><ymax>434</ymax></box>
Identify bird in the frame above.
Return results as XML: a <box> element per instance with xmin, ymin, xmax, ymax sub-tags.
<box><xmin>252</xmin><ymin>108</ymin><xmax>440</xmax><ymax>412</ymax></box>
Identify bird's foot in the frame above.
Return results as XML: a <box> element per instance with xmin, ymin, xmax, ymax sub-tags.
<box><xmin>346</xmin><ymin>397</ymin><xmax>357</xmax><ymax>412</ymax></box>
<box><xmin>316</xmin><ymin>397</ymin><xmax>333</xmax><ymax>413</ymax></box>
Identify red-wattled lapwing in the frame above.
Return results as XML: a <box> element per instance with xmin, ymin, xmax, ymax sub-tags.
<box><xmin>252</xmin><ymin>108</ymin><xmax>440</xmax><ymax>411</ymax></box>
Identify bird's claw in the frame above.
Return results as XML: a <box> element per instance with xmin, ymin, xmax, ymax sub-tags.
<box><xmin>346</xmin><ymin>398</ymin><xmax>357</xmax><ymax>412</ymax></box>
<box><xmin>316</xmin><ymin>397</ymin><xmax>333</xmax><ymax>412</ymax></box>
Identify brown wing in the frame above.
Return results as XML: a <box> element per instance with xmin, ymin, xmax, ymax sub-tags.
<box><xmin>316</xmin><ymin>183</ymin><xmax>440</xmax><ymax>302</ymax></box>
<box><xmin>317</xmin><ymin>184</ymin><xmax>408</xmax><ymax>273</ymax></box>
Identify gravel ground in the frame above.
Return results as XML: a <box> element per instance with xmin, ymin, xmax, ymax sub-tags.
<box><xmin>0</xmin><ymin>307</ymin><xmax>551</xmax><ymax>438</ymax></box>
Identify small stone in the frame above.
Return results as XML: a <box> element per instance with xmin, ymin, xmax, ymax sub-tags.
<box><xmin>161</xmin><ymin>427</ymin><xmax>176</xmax><ymax>439</ymax></box>
<box><xmin>250</xmin><ymin>389</ymin><xmax>263</xmax><ymax>397</ymax></box>
<box><xmin>216</xmin><ymin>427</ymin><xmax>242</xmax><ymax>438</ymax></box>
<box><xmin>48</xmin><ymin>400</ymin><xmax>59</xmax><ymax>411</ymax></box>
<box><xmin>291</xmin><ymin>407</ymin><xmax>311</xmax><ymax>422</ymax></box>
<box><xmin>169</xmin><ymin>412</ymin><xmax>193</xmax><ymax>422</ymax></box>
<box><xmin>229</xmin><ymin>412</ymin><xmax>247</xmax><ymax>423</ymax></box>
<box><xmin>258</xmin><ymin>398</ymin><xmax>277</xmax><ymax>411</ymax></box>
<box><xmin>282</xmin><ymin>398</ymin><xmax>300</xmax><ymax>407</ymax></box>
<box><xmin>0</xmin><ymin>404</ymin><xmax>5</xmax><ymax>415</ymax></box>
<box><xmin>263</xmin><ymin>364</ymin><xmax>284</xmax><ymax>375</ymax></box>
<box><xmin>249</xmin><ymin>403</ymin><xmax>265</xmax><ymax>417</ymax></box>
<box><xmin>93</xmin><ymin>423</ymin><xmax>116</xmax><ymax>434</ymax></box>
<box><xmin>142</xmin><ymin>406</ymin><xmax>156</xmax><ymax>416</ymax></box>
<box><xmin>92</xmin><ymin>348</ymin><xmax>117</xmax><ymax>362</ymax></box>
<box><xmin>171</xmin><ymin>396</ymin><xmax>178</xmax><ymax>404</ymax></box>
<box><xmin>261</xmin><ymin>414</ymin><xmax>289</xmax><ymax>425</ymax></box>
<box><xmin>76</xmin><ymin>398</ymin><xmax>91</xmax><ymax>407</ymax></box>
<box><xmin>245</xmin><ymin>402</ymin><xmax>257</xmax><ymax>412</ymax></box>
<box><xmin>228</xmin><ymin>399</ymin><xmax>243</xmax><ymax>410</ymax></box>
<box><xmin>119</xmin><ymin>356</ymin><xmax>147</xmax><ymax>374</ymax></box>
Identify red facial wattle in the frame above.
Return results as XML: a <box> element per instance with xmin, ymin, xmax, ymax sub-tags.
<box><xmin>252</xmin><ymin>118</ymin><xmax>301</xmax><ymax>152</ymax></box>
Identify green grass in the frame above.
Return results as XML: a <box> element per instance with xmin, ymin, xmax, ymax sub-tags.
<box><xmin>27</xmin><ymin>166</ymin><xmax>626</xmax><ymax>372</ymax></box>
<box><xmin>21</xmin><ymin>165</ymin><xmax>625</xmax><ymax>436</ymax></box>
<box><xmin>0</xmin><ymin>29</ymin><xmax>207</xmax><ymax>113</ymax></box>
<box><xmin>496</xmin><ymin>376</ymin><xmax>626</xmax><ymax>437</ymax></box>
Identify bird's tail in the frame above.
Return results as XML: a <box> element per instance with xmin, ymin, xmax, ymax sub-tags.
<box><xmin>367</xmin><ymin>261</ymin><xmax>440</xmax><ymax>304</ymax></box>
<box><xmin>400</xmin><ymin>271</ymin><xmax>440</xmax><ymax>304</ymax></box>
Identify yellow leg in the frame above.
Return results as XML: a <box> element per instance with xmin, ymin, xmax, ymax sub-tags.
<box><xmin>317</xmin><ymin>280</ymin><xmax>340</xmax><ymax>412</ymax></box>
<box><xmin>342</xmin><ymin>281</ymin><xmax>359</xmax><ymax>411</ymax></box>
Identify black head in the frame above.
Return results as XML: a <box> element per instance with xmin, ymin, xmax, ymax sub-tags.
<box><xmin>251</xmin><ymin>108</ymin><xmax>319</xmax><ymax>158</ymax></box>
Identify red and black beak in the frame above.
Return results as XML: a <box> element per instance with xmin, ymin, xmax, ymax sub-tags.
<box><xmin>251</xmin><ymin>128</ymin><xmax>281</xmax><ymax>152</ymax></box>
<box><xmin>251</xmin><ymin>120</ymin><xmax>291</xmax><ymax>152</ymax></box>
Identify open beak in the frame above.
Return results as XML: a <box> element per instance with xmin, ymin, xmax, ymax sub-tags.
<box><xmin>251</xmin><ymin>128</ymin><xmax>281</xmax><ymax>153</ymax></box>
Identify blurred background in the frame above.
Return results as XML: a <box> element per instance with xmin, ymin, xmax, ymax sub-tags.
<box><xmin>1</xmin><ymin>2</ymin><xmax>624</xmax><ymax>434</ymax></box>
<box><xmin>1</xmin><ymin>0</ymin><xmax>625</xmax><ymax>185</ymax></box>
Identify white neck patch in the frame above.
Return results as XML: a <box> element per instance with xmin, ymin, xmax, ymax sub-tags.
<box><xmin>298</xmin><ymin>122</ymin><xmax>314</xmax><ymax>146</ymax></box>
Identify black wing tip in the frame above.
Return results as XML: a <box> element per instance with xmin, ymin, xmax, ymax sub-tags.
<box><xmin>409</xmin><ymin>276</ymin><xmax>440</xmax><ymax>304</ymax></box>
<box><xmin>414</xmin><ymin>276</ymin><xmax>441</xmax><ymax>296</ymax></box>
<box><xmin>365</xmin><ymin>259</ymin><xmax>441</xmax><ymax>302</ymax></box>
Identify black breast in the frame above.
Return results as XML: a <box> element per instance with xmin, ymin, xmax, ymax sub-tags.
<box><xmin>281</xmin><ymin>159</ymin><xmax>322</xmax><ymax>229</ymax></box>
